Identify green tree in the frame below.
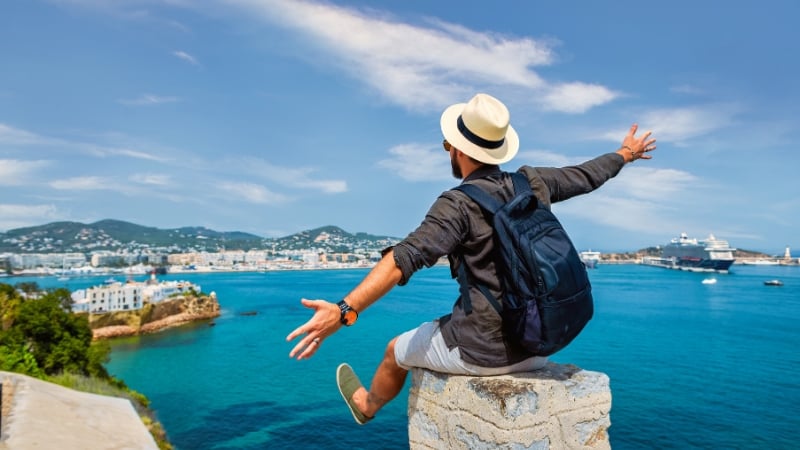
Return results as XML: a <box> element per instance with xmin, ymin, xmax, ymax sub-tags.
<box><xmin>0</xmin><ymin>345</ymin><xmax>45</xmax><ymax>377</ymax></box>
<box><xmin>7</xmin><ymin>287</ymin><xmax>109</xmax><ymax>377</ymax></box>
<box><xmin>0</xmin><ymin>283</ymin><xmax>22</xmax><ymax>330</ymax></box>
<box><xmin>14</xmin><ymin>281</ymin><xmax>40</xmax><ymax>296</ymax></box>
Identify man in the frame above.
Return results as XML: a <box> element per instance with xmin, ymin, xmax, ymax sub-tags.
<box><xmin>286</xmin><ymin>93</ymin><xmax>656</xmax><ymax>424</ymax></box>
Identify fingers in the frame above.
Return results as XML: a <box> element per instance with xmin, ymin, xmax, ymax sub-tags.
<box><xmin>287</xmin><ymin>298</ymin><xmax>336</xmax><ymax>359</ymax></box>
<box><xmin>628</xmin><ymin>123</ymin><xmax>639</xmax><ymax>136</ymax></box>
<box><xmin>285</xmin><ymin>325</ymin><xmax>305</xmax><ymax>342</ymax></box>
<box><xmin>285</xmin><ymin>299</ymin><xmax>316</xmax><ymax>341</ymax></box>
<box><xmin>289</xmin><ymin>335</ymin><xmax>322</xmax><ymax>360</ymax></box>
<box><xmin>300</xmin><ymin>298</ymin><xmax>317</xmax><ymax>308</ymax></box>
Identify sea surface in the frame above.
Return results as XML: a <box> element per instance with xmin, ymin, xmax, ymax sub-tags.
<box><xmin>13</xmin><ymin>264</ymin><xmax>800</xmax><ymax>449</ymax></box>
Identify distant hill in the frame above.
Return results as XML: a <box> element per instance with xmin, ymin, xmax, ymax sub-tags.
<box><xmin>273</xmin><ymin>225</ymin><xmax>399</xmax><ymax>253</ymax></box>
<box><xmin>1</xmin><ymin>220</ymin><xmax>774</xmax><ymax>258</ymax></box>
<box><xmin>0</xmin><ymin>220</ymin><xmax>400</xmax><ymax>254</ymax></box>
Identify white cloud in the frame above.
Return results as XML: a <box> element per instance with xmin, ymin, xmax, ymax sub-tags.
<box><xmin>540</xmin><ymin>82</ymin><xmax>619</xmax><ymax>114</ymax></box>
<box><xmin>599</xmin><ymin>105</ymin><xmax>736</xmax><ymax>145</ymax></box>
<box><xmin>377</xmin><ymin>143</ymin><xmax>451</xmax><ymax>182</ymax></box>
<box><xmin>235</xmin><ymin>158</ymin><xmax>347</xmax><ymax>194</ymax></box>
<box><xmin>0</xmin><ymin>204</ymin><xmax>59</xmax><ymax>231</ymax></box>
<box><xmin>50</xmin><ymin>176</ymin><xmax>113</xmax><ymax>190</ymax></box>
<box><xmin>603</xmin><ymin>167</ymin><xmax>698</xmax><ymax>200</ymax></box>
<box><xmin>119</xmin><ymin>94</ymin><xmax>180</xmax><ymax>106</ymax></box>
<box><xmin>0</xmin><ymin>159</ymin><xmax>51</xmax><ymax>185</ymax></box>
<box><xmin>172</xmin><ymin>50</ymin><xmax>199</xmax><ymax>65</ymax></box>
<box><xmin>0</xmin><ymin>123</ymin><xmax>172</xmax><ymax>163</ymax></box>
<box><xmin>560</xmin><ymin>194</ymin><xmax>683</xmax><ymax>236</ymax></box>
<box><xmin>229</xmin><ymin>0</ymin><xmax>614</xmax><ymax>113</ymax></box>
<box><xmin>47</xmin><ymin>0</ymin><xmax>618</xmax><ymax>114</ymax></box>
<box><xmin>555</xmin><ymin>166</ymin><xmax>699</xmax><ymax>236</ymax></box>
<box><xmin>217</xmin><ymin>182</ymin><xmax>288</xmax><ymax>204</ymax></box>
<box><xmin>306</xmin><ymin>180</ymin><xmax>347</xmax><ymax>194</ymax></box>
<box><xmin>0</xmin><ymin>123</ymin><xmax>52</xmax><ymax>145</ymax></box>
<box><xmin>641</xmin><ymin>106</ymin><xmax>736</xmax><ymax>144</ymax></box>
<box><xmin>130</xmin><ymin>173</ymin><xmax>171</xmax><ymax>185</ymax></box>
<box><xmin>670</xmin><ymin>84</ymin><xmax>706</xmax><ymax>96</ymax></box>
<box><xmin>89</xmin><ymin>146</ymin><xmax>172</xmax><ymax>162</ymax></box>
<box><xmin>516</xmin><ymin>150</ymin><xmax>577</xmax><ymax>167</ymax></box>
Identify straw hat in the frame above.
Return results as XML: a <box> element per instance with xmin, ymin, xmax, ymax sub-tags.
<box><xmin>440</xmin><ymin>93</ymin><xmax>519</xmax><ymax>165</ymax></box>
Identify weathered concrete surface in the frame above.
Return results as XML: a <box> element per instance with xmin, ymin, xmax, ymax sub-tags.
<box><xmin>0</xmin><ymin>371</ymin><xmax>157</xmax><ymax>450</ymax></box>
<box><xmin>407</xmin><ymin>362</ymin><xmax>611</xmax><ymax>450</ymax></box>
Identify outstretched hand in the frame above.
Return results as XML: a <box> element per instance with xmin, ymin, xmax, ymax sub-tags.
<box><xmin>286</xmin><ymin>298</ymin><xmax>341</xmax><ymax>360</ymax></box>
<box><xmin>619</xmin><ymin>124</ymin><xmax>656</xmax><ymax>163</ymax></box>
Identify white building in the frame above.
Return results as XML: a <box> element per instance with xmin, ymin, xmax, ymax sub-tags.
<box><xmin>73</xmin><ymin>282</ymin><xmax>142</xmax><ymax>313</ymax></box>
<box><xmin>9</xmin><ymin>252</ymin><xmax>87</xmax><ymax>270</ymax></box>
<box><xmin>71</xmin><ymin>276</ymin><xmax>202</xmax><ymax>314</ymax></box>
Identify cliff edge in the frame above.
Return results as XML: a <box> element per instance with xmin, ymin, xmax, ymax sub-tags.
<box><xmin>87</xmin><ymin>293</ymin><xmax>220</xmax><ymax>340</ymax></box>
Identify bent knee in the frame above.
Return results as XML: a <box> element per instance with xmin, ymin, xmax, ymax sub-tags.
<box><xmin>385</xmin><ymin>337</ymin><xmax>400</xmax><ymax>362</ymax></box>
<box><xmin>386</xmin><ymin>337</ymin><xmax>398</xmax><ymax>355</ymax></box>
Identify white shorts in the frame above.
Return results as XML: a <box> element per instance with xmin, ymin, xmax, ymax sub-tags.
<box><xmin>394</xmin><ymin>320</ymin><xmax>547</xmax><ymax>375</ymax></box>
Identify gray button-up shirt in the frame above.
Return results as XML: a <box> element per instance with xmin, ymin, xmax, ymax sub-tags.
<box><xmin>391</xmin><ymin>152</ymin><xmax>625</xmax><ymax>367</ymax></box>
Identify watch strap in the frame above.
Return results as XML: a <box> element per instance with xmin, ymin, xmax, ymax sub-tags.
<box><xmin>337</xmin><ymin>300</ymin><xmax>358</xmax><ymax>326</ymax></box>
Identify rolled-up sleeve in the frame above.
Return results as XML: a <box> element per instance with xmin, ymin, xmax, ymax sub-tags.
<box><xmin>391</xmin><ymin>192</ymin><xmax>467</xmax><ymax>285</ymax></box>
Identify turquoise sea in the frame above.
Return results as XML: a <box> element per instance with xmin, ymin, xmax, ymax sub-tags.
<box><xmin>14</xmin><ymin>264</ymin><xmax>800</xmax><ymax>449</ymax></box>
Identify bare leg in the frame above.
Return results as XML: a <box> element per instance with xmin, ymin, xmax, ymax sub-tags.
<box><xmin>352</xmin><ymin>337</ymin><xmax>408</xmax><ymax>418</ymax></box>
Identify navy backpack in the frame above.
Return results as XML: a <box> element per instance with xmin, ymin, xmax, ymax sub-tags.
<box><xmin>454</xmin><ymin>172</ymin><xmax>593</xmax><ymax>356</ymax></box>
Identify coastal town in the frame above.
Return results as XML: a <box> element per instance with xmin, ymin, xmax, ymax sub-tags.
<box><xmin>2</xmin><ymin>224</ymin><xmax>798</xmax><ymax>280</ymax></box>
<box><xmin>0</xmin><ymin>223</ymin><xmax>399</xmax><ymax>277</ymax></box>
<box><xmin>70</xmin><ymin>274</ymin><xmax>204</xmax><ymax>315</ymax></box>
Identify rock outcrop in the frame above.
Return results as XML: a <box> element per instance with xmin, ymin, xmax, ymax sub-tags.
<box><xmin>88</xmin><ymin>294</ymin><xmax>220</xmax><ymax>339</ymax></box>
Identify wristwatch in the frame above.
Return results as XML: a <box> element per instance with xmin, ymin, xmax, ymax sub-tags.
<box><xmin>337</xmin><ymin>300</ymin><xmax>358</xmax><ymax>326</ymax></box>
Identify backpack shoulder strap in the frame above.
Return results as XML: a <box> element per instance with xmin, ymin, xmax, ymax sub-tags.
<box><xmin>510</xmin><ymin>172</ymin><xmax>533</xmax><ymax>196</ymax></box>
<box><xmin>454</xmin><ymin>172</ymin><xmax>534</xmax><ymax>212</ymax></box>
<box><xmin>453</xmin><ymin>182</ymin><xmax>502</xmax><ymax>214</ymax></box>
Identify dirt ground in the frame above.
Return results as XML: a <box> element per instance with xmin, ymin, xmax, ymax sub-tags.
<box><xmin>1</xmin><ymin>378</ymin><xmax>15</xmax><ymax>438</ymax></box>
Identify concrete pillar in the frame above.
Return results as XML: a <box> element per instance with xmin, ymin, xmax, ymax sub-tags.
<box><xmin>407</xmin><ymin>362</ymin><xmax>611</xmax><ymax>449</ymax></box>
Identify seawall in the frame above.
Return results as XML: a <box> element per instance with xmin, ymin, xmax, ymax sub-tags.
<box><xmin>407</xmin><ymin>362</ymin><xmax>611</xmax><ymax>449</ymax></box>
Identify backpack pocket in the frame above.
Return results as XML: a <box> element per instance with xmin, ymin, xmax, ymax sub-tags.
<box><xmin>500</xmin><ymin>295</ymin><xmax>544</xmax><ymax>355</ymax></box>
<box><xmin>537</xmin><ymin>285</ymin><xmax>593</xmax><ymax>356</ymax></box>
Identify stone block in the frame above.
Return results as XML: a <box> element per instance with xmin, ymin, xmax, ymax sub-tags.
<box><xmin>407</xmin><ymin>362</ymin><xmax>611</xmax><ymax>449</ymax></box>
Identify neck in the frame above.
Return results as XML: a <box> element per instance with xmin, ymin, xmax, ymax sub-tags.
<box><xmin>456</xmin><ymin>151</ymin><xmax>484</xmax><ymax>179</ymax></box>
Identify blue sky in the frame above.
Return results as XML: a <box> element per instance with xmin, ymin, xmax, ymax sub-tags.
<box><xmin>1</xmin><ymin>0</ymin><xmax>798</xmax><ymax>254</ymax></box>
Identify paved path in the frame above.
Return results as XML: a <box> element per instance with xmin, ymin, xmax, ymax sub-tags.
<box><xmin>1</xmin><ymin>371</ymin><xmax>157</xmax><ymax>450</ymax></box>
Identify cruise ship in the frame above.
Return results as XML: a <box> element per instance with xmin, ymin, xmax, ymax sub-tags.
<box><xmin>642</xmin><ymin>233</ymin><xmax>736</xmax><ymax>273</ymax></box>
<box><xmin>580</xmin><ymin>250</ymin><xmax>601</xmax><ymax>269</ymax></box>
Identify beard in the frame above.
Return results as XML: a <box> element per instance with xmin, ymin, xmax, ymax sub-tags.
<box><xmin>450</xmin><ymin>152</ymin><xmax>463</xmax><ymax>179</ymax></box>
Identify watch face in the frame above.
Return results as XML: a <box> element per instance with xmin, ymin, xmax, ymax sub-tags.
<box><xmin>342</xmin><ymin>309</ymin><xmax>358</xmax><ymax>326</ymax></box>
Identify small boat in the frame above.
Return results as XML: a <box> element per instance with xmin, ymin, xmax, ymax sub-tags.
<box><xmin>701</xmin><ymin>278</ymin><xmax>717</xmax><ymax>285</ymax></box>
<box><xmin>764</xmin><ymin>280</ymin><xmax>784</xmax><ymax>286</ymax></box>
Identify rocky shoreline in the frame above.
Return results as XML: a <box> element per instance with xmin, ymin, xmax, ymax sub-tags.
<box><xmin>89</xmin><ymin>294</ymin><xmax>220</xmax><ymax>340</ymax></box>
